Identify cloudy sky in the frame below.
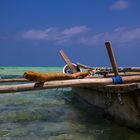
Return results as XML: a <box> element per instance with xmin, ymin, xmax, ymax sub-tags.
<box><xmin>0</xmin><ymin>0</ymin><xmax>140</xmax><ymax>67</ymax></box>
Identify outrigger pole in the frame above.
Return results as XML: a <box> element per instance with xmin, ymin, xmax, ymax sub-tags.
<box><xmin>0</xmin><ymin>76</ymin><xmax>139</xmax><ymax>94</ymax></box>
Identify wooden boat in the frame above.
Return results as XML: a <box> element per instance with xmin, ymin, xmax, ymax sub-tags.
<box><xmin>1</xmin><ymin>72</ymin><xmax>139</xmax><ymax>131</ymax></box>
<box><xmin>72</xmin><ymin>80</ymin><xmax>140</xmax><ymax>131</ymax></box>
<box><xmin>61</xmin><ymin>41</ymin><xmax>140</xmax><ymax>131</ymax></box>
<box><xmin>0</xmin><ymin>41</ymin><xmax>139</xmax><ymax>131</ymax></box>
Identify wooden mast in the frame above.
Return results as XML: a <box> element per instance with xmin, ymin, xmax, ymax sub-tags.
<box><xmin>105</xmin><ymin>41</ymin><xmax>119</xmax><ymax>76</ymax></box>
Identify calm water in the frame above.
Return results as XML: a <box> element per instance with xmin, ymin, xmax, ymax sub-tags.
<box><xmin>0</xmin><ymin>67</ymin><xmax>140</xmax><ymax>140</ymax></box>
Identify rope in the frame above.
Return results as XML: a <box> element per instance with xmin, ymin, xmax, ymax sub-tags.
<box><xmin>112</xmin><ymin>76</ymin><xmax>123</xmax><ymax>84</ymax></box>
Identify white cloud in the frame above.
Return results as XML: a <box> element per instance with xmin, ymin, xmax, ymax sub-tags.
<box><xmin>79</xmin><ymin>27</ymin><xmax>140</xmax><ymax>46</ymax></box>
<box><xmin>23</xmin><ymin>28</ymin><xmax>58</xmax><ymax>40</ymax></box>
<box><xmin>62</xmin><ymin>26</ymin><xmax>88</xmax><ymax>36</ymax></box>
<box><xmin>110</xmin><ymin>0</ymin><xmax>129</xmax><ymax>10</ymax></box>
<box><xmin>22</xmin><ymin>26</ymin><xmax>88</xmax><ymax>44</ymax></box>
<box><xmin>22</xmin><ymin>26</ymin><xmax>140</xmax><ymax>47</ymax></box>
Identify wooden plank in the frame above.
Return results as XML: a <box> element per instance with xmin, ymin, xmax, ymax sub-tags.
<box><xmin>90</xmin><ymin>82</ymin><xmax>140</xmax><ymax>94</ymax></box>
<box><xmin>0</xmin><ymin>75</ymin><xmax>140</xmax><ymax>93</ymax></box>
<box><xmin>105</xmin><ymin>41</ymin><xmax>119</xmax><ymax>76</ymax></box>
<box><xmin>59</xmin><ymin>50</ymin><xmax>77</xmax><ymax>73</ymax></box>
<box><xmin>105</xmin><ymin>83</ymin><xmax>140</xmax><ymax>93</ymax></box>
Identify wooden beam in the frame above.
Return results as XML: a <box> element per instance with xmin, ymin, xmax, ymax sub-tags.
<box><xmin>105</xmin><ymin>41</ymin><xmax>119</xmax><ymax>76</ymax></box>
<box><xmin>0</xmin><ymin>75</ymin><xmax>139</xmax><ymax>93</ymax></box>
<box><xmin>59</xmin><ymin>50</ymin><xmax>77</xmax><ymax>73</ymax></box>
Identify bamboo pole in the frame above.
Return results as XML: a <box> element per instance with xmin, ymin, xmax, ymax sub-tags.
<box><xmin>76</xmin><ymin>62</ymin><xmax>140</xmax><ymax>73</ymax></box>
<box><xmin>76</xmin><ymin>62</ymin><xmax>95</xmax><ymax>70</ymax></box>
<box><xmin>0</xmin><ymin>75</ymin><xmax>139</xmax><ymax>93</ymax></box>
<box><xmin>59</xmin><ymin>50</ymin><xmax>77</xmax><ymax>73</ymax></box>
<box><xmin>86</xmin><ymin>72</ymin><xmax>140</xmax><ymax>78</ymax></box>
<box><xmin>105</xmin><ymin>41</ymin><xmax>119</xmax><ymax>76</ymax></box>
<box><xmin>124</xmin><ymin>67</ymin><xmax>140</xmax><ymax>72</ymax></box>
<box><xmin>0</xmin><ymin>78</ymin><xmax>27</xmax><ymax>83</ymax></box>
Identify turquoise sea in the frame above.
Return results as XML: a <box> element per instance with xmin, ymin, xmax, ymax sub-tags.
<box><xmin>0</xmin><ymin>67</ymin><xmax>140</xmax><ymax>140</ymax></box>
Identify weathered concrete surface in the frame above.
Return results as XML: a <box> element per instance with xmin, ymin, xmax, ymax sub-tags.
<box><xmin>73</xmin><ymin>87</ymin><xmax>140</xmax><ymax>130</ymax></box>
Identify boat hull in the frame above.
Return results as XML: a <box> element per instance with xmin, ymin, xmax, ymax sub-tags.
<box><xmin>73</xmin><ymin>87</ymin><xmax>140</xmax><ymax>131</ymax></box>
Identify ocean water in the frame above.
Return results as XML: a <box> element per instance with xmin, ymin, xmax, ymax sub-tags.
<box><xmin>0</xmin><ymin>67</ymin><xmax>140</xmax><ymax>140</ymax></box>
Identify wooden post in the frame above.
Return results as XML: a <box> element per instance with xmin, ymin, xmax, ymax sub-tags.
<box><xmin>105</xmin><ymin>41</ymin><xmax>119</xmax><ymax>76</ymax></box>
<box><xmin>59</xmin><ymin>50</ymin><xmax>77</xmax><ymax>73</ymax></box>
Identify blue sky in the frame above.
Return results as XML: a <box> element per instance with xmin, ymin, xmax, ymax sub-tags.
<box><xmin>0</xmin><ymin>0</ymin><xmax>140</xmax><ymax>67</ymax></box>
